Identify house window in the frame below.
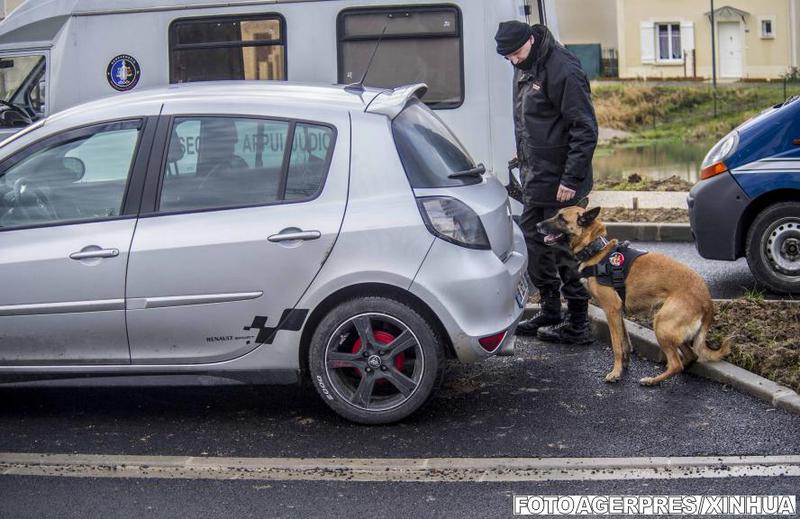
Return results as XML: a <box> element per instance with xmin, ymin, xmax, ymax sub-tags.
<box><xmin>657</xmin><ymin>23</ymin><xmax>681</xmax><ymax>61</ymax></box>
<box><xmin>337</xmin><ymin>5</ymin><xmax>464</xmax><ymax>109</ymax></box>
<box><xmin>761</xmin><ymin>17</ymin><xmax>775</xmax><ymax>39</ymax></box>
<box><xmin>169</xmin><ymin>14</ymin><xmax>286</xmax><ymax>83</ymax></box>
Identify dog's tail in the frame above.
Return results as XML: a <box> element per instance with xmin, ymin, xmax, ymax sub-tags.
<box><xmin>692</xmin><ymin>312</ymin><xmax>731</xmax><ymax>362</ymax></box>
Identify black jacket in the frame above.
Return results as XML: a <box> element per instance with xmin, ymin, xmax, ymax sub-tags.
<box><xmin>513</xmin><ymin>24</ymin><xmax>598</xmax><ymax>206</ymax></box>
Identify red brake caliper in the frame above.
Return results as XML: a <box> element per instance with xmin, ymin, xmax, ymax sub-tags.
<box><xmin>351</xmin><ymin>330</ymin><xmax>405</xmax><ymax>381</ymax></box>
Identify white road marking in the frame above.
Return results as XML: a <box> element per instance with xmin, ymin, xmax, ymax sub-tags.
<box><xmin>1</xmin><ymin>453</ymin><xmax>799</xmax><ymax>482</ymax></box>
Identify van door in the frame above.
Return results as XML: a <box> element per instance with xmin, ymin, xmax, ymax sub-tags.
<box><xmin>0</xmin><ymin>119</ymin><xmax>152</xmax><ymax>364</ymax></box>
<box><xmin>125</xmin><ymin>114</ymin><xmax>348</xmax><ymax>364</ymax></box>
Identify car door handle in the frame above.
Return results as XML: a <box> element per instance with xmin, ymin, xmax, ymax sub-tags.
<box><xmin>267</xmin><ymin>230</ymin><xmax>322</xmax><ymax>242</ymax></box>
<box><xmin>69</xmin><ymin>248</ymin><xmax>120</xmax><ymax>260</ymax></box>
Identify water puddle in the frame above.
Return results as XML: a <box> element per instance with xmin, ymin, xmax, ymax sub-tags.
<box><xmin>594</xmin><ymin>140</ymin><xmax>714</xmax><ymax>183</ymax></box>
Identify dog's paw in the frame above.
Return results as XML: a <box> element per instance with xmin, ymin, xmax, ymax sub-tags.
<box><xmin>639</xmin><ymin>377</ymin><xmax>659</xmax><ymax>386</ymax></box>
<box><xmin>604</xmin><ymin>372</ymin><xmax>621</xmax><ymax>383</ymax></box>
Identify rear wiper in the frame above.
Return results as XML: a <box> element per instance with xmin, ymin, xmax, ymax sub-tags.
<box><xmin>448</xmin><ymin>163</ymin><xmax>485</xmax><ymax>179</ymax></box>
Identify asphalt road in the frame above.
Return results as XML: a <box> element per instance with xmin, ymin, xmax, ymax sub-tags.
<box><xmin>629</xmin><ymin>241</ymin><xmax>797</xmax><ymax>300</ymax></box>
<box><xmin>1</xmin><ymin>476</ymin><xmax>798</xmax><ymax>519</ymax></box>
<box><xmin>1</xmin><ymin>336</ymin><xmax>799</xmax><ymax>458</ymax></box>
<box><xmin>1</xmin><ymin>336</ymin><xmax>798</xmax><ymax>518</ymax></box>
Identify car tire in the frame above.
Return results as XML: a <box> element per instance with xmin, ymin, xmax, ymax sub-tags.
<box><xmin>308</xmin><ymin>296</ymin><xmax>445</xmax><ymax>424</ymax></box>
<box><xmin>745</xmin><ymin>202</ymin><xmax>800</xmax><ymax>294</ymax></box>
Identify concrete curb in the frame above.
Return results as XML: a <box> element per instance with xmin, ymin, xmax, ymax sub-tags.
<box><xmin>523</xmin><ymin>304</ymin><xmax>800</xmax><ymax>415</ymax></box>
<box><xmin>604</xmin><ymin>222</ymin><xmax>693</xmax><ymax>242</ymax></box>
<box><xmin>1</xmin><ymin>452</ymin><xmax>798</xmax><ymax>482</ymax></box>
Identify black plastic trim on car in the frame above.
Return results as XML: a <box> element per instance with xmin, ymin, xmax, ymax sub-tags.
<box><xmin>138</xmin><ymin>113</ymin><xmax>338</xmax><ymax>218</ymax></box>
<box><xmin>122</xmin><ymin>116</ymin><xmax>160</xmax><ymax>216</ymax></box>
<box><xmin>0</xmin><ymin>118</ymin><xmax>149</xmax><ymax>233</ymax></box>
<box><xmin>139</xmin><ymin>113</ymin><xmax>173</xmax><ymax>214</ymax></box>
<box><xmin>168</xmin><ymin>12</ymin><xmax>288</xmax><ymax>83</ymax></box>
<box><xmin>336</xmin><ymin>4</ymin><xmax>465</xmax><ymax>110</ymax></box>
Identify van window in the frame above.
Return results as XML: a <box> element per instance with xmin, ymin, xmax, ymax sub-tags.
<box><xmin>160</xmin><ymin>117</ymin><xmax>334</xmax><ymax>213</ymax></box>
<box><xmin>0</xmin><ymin>54</ymin><xmax>46</xmax><ymax>126</ymax></box>
<box><xmin>169</xmin><ymin>15</ymin><xmax>286</xmax><ymax>83</ymax></box>
<box><xmin>337</xmin><ymin>6</ymin><xmax>464</xmax><ymax>109</ymax></box>
<box><xmin>392</xmin><ymin>99</ymin><xmax>478</xmax><ymax>187</ymax></box>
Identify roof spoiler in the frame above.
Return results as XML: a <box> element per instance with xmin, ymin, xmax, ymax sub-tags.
<box><xmin>364</xmin><ymin>83</ymin><xmax>428</xmax><ymax>119</ymax></box>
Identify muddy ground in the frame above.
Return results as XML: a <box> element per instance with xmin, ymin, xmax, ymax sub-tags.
<box><xmin>524</xmin><ymin>295</ymin><xmax>799</xmax><ymax>393</ymax></box>
<box><xmin>626</xmin><ymin>299</ymin><xmax>800</xmax><ymax>393</ymax></box>
<box><xmin>599</xmin><ymin>207</ymin><xmax>689</xmax><ymax>223</ymax></box>
<box><xmin>594</xmin><ymin>174</ymin><xmax>694</xmax><ymax>192</ymax></box>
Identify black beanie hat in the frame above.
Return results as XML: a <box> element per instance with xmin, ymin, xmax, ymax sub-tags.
<box><xmin>495</xmin><ymin>21</ymin><xmax>532</xmax><ymax>55</ymax></box>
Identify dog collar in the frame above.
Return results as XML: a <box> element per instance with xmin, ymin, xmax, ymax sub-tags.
<box><xmin>575</xmin><ymin>236</ymin><xmax>610</xmax><ymax>263</ymax></box>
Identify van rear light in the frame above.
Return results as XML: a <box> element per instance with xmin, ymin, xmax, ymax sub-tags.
<box><xmin>479</xmin><ymin>331</ymin><xmax>507</xmax><ymax>352</ymax></box>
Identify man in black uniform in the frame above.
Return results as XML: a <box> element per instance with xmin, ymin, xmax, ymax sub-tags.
<box><xmin>495</xmin><ymin>21</ymin><xmax>598</xmax><ymax>344</ymax></box>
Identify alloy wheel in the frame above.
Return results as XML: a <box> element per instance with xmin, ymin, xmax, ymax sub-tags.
<box><xmin>324</xmin><ymin>313</ymin><xmax>425</xmax><ymax>412</ymax></box>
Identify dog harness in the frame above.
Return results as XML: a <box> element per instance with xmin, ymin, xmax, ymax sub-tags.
<box><xmin>578</xmin><ymin>237</ymin><xmax>648</xmax><ymax>303</ymax></box>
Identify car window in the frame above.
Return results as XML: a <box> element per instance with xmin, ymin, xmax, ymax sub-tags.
<box><xmin>392</xmin><ymin>99</ymin><xmax>478</xmax><ymax>188</ymax></box>
<box><xmin>0</xmin><ymin>121</ymin><xmax>140</xmax><ymax>229</ymax></box>
<box><xmin>286</xmin><ymin>123</ymin><xmax>334</xmax><ymax>201</ymax></box>
<box><xmin>159</xmin><ymin>117</ymin><xmax>334</xmax><ymax>212</ymax></box>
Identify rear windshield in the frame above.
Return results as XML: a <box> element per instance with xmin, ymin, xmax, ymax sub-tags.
<box><xmin>392</xmin><ymin>99</ymin><xmax>479</xmax><ymax>187</ymax></box>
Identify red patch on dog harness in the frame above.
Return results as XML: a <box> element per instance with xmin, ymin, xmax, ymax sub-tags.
<box><xmin>608</xmin><ymin>252</ymin><xmax>625</xmax><ymax>267</ymax></box>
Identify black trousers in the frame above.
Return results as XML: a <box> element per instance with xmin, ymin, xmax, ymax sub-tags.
<box><xmin>519</xmin><ymin>204</ymin><xmax>590</xmax><ymax>301</ymax></box>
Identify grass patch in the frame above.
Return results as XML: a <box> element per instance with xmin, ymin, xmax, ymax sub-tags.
<box><xmin>592</xmin><ymin>82</ymin><xmax>795</xmax><ymax>143</ymax></box>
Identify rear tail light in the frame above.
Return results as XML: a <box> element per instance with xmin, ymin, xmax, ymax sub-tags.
<box><xmin>479</xmin><ymin>331</ymin><xmax>507</xmax><ymax>352</ymax></box>
<box><xmin>416</xmin><ymin>196</ymin><xmax>491</xmax><ymax>250</ymax></box>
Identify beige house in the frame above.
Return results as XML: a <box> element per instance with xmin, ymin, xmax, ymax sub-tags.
<box><xmin>555</xmin><ymin>0</ymin><xmax>618</xmax><ymax>51</ymax></box>
<box><xmin>616</xmin><ymin>0</ymin><xmax>800</xmax><ymax>80</ymax></box>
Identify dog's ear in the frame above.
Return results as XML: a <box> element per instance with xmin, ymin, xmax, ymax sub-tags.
<box><xmin>576</xmin><ymin>197</ymin><xmax>589</xmax><ymax>209</ymax></box>
<box><xmin>578</xmin><ymin>206</ymin><xmax>601</xmax><ymax>227</ymax></box>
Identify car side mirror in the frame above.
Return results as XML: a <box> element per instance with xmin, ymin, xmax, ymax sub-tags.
<box><xmin>63</xmin><ymin>157</ymin><xmax>85</xmax><ymax>181</ymax></box>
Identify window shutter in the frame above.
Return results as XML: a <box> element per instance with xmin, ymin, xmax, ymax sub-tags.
<box><xmin>640</xmin><ymin>22</ymin><xmax>655</xmax><ymax>63</ymax></box>
<box><xmin>681</xmin><ymin>21</ymin><xmax>695</xmax><ymax>51</ymax></box>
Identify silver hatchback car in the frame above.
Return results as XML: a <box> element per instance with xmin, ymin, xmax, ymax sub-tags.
<box><xmin>0</xmin><ymin>81</ymin><xmax>528</xmax><ymax>424</ymax></box>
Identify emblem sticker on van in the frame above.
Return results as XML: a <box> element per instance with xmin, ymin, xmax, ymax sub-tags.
<box><xmin>106</xmin><ymin>54</ymin><xmax>141</xmax><ymax>92</ymax></box>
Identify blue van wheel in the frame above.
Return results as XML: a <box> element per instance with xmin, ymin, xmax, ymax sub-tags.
<box><xmin>746</xmin><ymin>202</ymin><xmax>800</xmax><ymax>294</ymax></box>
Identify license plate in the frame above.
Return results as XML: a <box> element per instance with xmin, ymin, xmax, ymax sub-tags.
<box><xmin>515</xmin><ymin>273</ymin><xmax>529</xmax><ymax>308</ymax></box>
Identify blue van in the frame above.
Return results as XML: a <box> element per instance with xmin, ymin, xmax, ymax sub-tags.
<box><xmin>688</xmin><ymin>97</ymin><xmax>800</xmax><ymax>294</ymax></box>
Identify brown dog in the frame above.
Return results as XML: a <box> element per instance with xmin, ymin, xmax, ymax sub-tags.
<box><xmin>537</xmin><ymin>206</ymin><xmax>731</xmax><ymax>385</ymax></box>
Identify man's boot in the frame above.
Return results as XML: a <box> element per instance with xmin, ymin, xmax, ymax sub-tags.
<box><xmin>515</xmin><ymin>292</ymin><xmax>561</xmax><ymax>336</ymax></box>
<box><xmin>537</xmin><ymin>298</ymin><xmax>593</xmax><ymax>345</ymax></box>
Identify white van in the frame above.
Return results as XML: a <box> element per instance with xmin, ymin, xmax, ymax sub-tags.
<box><xmin>0</xmin><ymin>0</ymin><xmax>550</xmax><ymax>181</ymax></box>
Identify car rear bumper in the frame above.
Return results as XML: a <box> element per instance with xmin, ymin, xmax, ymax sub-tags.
<box><xmin>688</xmin><ymin>171</ymin><xmax>750</xmax><ymax>260</ymax></box>
<box><xmin>410</xmin><ymin>223</ymin><xmax>529</xmax><ymax>363</ymax></box>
